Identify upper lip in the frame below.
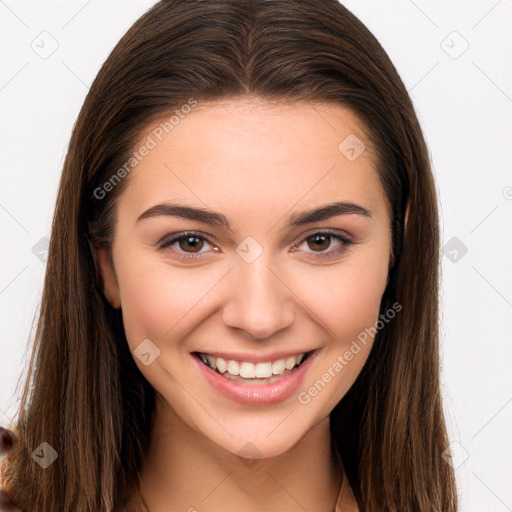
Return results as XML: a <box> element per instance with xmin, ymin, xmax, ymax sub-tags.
<box><xmin>192</xmin><ymin>349</ymin><xmax>315</xmax><ymax>363</ymax></box>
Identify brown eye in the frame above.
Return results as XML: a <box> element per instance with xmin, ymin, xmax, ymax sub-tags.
<box><xmin>157</xmin><ymin>231</ymin><xmax>217</xmax><ymax>261</ymax></box>
<box><xmin>306</xmin><ymin>233</ymin><xmax>332</xmax><ymax>252</ymax></box>
<box><xmin>178</xmin><ymin>236</ymin><xmax>204</xmax><ymax>253</ymax></box>
<box><xmin>294</xmin><ymin>230</ymin><xmax>352</xmax><ymax>260</ymax></box>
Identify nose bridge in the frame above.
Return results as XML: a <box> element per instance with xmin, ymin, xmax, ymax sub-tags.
<box><xmin>221</xmin><ymin>248</ymin><xmax>295</xmax><ymax>339</ymax></box>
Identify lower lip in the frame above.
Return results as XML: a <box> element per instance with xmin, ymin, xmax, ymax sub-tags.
<box><xmin>193</xmin><ymin>352</ymin><xmax>317</xmax><ymax>406</ymax></box>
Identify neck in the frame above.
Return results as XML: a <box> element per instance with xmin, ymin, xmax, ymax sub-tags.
<box><xmin>130</xmin><ymin>396</ymin><xmax>343</xmax><ymax>512</ymax></box>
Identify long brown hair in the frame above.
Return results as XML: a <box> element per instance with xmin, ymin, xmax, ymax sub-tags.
<box><xmin>1</xmin><ymin>0</ymin><xmax>457</xmax><ymax>510</ymax></box>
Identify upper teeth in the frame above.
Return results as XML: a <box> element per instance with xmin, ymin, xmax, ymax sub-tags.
<box><xmin>199</xmin><ymin>353</ymin><xmax>306</xmax><ymax>378</ymax></box>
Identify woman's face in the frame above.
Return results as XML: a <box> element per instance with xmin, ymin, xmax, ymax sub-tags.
<box><xmin>97</xmin><ymin>97</ymin><xmax>392</xmax><ymax>458</ymax></box>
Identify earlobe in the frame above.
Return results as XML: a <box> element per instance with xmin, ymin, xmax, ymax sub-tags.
<box><xmin>94</xmin><ymin>247</ymin><xmax>121</xmax><ymax>309</ymax></box>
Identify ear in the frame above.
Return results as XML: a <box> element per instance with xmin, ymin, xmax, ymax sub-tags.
<box><xmin>93</xmin><ymin>247</ymin><xmax>121</xmax><ymax>310</ymax></box>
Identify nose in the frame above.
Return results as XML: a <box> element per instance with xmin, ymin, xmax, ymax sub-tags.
<box><xmin>221</xmin><ymin>259</ymin><xmax>296</xmax><ymax>340</ymax></box>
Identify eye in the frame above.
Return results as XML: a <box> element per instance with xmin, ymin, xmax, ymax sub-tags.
<box><xmin>293</xmin><ymin>230</ymin><xmax>352</xmax><ymax>259</ymax></box>
<box><xmin>157</xmin><ymin>229</ymin><xmax>352</xmax><ymax>262</ymax></box>
<box><xmin>157</xmin><ymin>231</ymin><xmax>218</xmax><ymax>260</ymax></box>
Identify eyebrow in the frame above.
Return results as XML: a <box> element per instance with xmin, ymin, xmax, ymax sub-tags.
<box><xmin>136</xmin><ymin>201</ymin><xmax>372</xmax><ymax>231</ymax></box>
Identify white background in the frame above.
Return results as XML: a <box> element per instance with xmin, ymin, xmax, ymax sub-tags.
<box><xmin>0</xmin><ymin>1</ymin><xmax>511</xmax><ymax>510</ymax></box>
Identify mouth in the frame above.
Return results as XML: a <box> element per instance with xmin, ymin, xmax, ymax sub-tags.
<box><xmin>191</xmin><ymin>348</ymin><xmax>318</xmax><ymax>405</ymax></box>
<box><xmin>192</xmin><ymin>350</ymin><xmax>315</xmax><ymax>386</ymax></box>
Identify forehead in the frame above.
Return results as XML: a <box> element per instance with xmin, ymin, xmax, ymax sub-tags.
<box><xmin>120</xmin><ymin>97</ymin><xmax>388</xmax><ymax>222</ymax></box>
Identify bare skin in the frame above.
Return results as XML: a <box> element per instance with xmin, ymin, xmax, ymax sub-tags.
<box><xmin>96</xmin><ymin>97</ymin><xmax>391</xmax><ymax>511</ymax></box>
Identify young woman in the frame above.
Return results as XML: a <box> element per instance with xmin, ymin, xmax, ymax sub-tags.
<box><xmin>0</xmin><ymin>0</ymin><xmax>458</xmax><ymax>510</ymax></box>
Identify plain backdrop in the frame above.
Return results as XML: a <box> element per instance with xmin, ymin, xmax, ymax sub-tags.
<box><xmin>0</xmin><ymin>1</ymin><xmax>511</xmax><ymax>510</ymax></box>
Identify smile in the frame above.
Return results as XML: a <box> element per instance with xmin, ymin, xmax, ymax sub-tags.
<box><xmin>191</xmin><ymin>349</ymin><xmax>317</xmax><ymax>405</ymax></box>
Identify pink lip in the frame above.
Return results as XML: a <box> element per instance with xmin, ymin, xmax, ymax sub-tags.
<box><xmin>192</xmin><ymin>350</ymin><xmax>317</xmax><ymax>406</ymax></box>
<box><xmin>192</xmin><ymin>350</ymin><xmax>313</xmax><ymax>363</ymax></box>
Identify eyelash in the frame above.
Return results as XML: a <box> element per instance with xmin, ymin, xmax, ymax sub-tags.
<box><xmin>157</xmin><ymin>229</ymin><xmax>353</xmax><ymax>261</ymax></box>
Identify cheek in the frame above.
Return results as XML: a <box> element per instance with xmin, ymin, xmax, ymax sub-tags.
<box><xmin>296</xmin><ymin>251</ymin><xmax>389</xmax><ymax>342</ymax></box>
<box><xmin>115</xmin><ymin>257</ymin><xmax>224</xmax><ymax>344</ymax></box>
<box><xmin>296</xmin><ymin>254</ymin><xmax>389</xmax><ymax>407</ymax></box>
